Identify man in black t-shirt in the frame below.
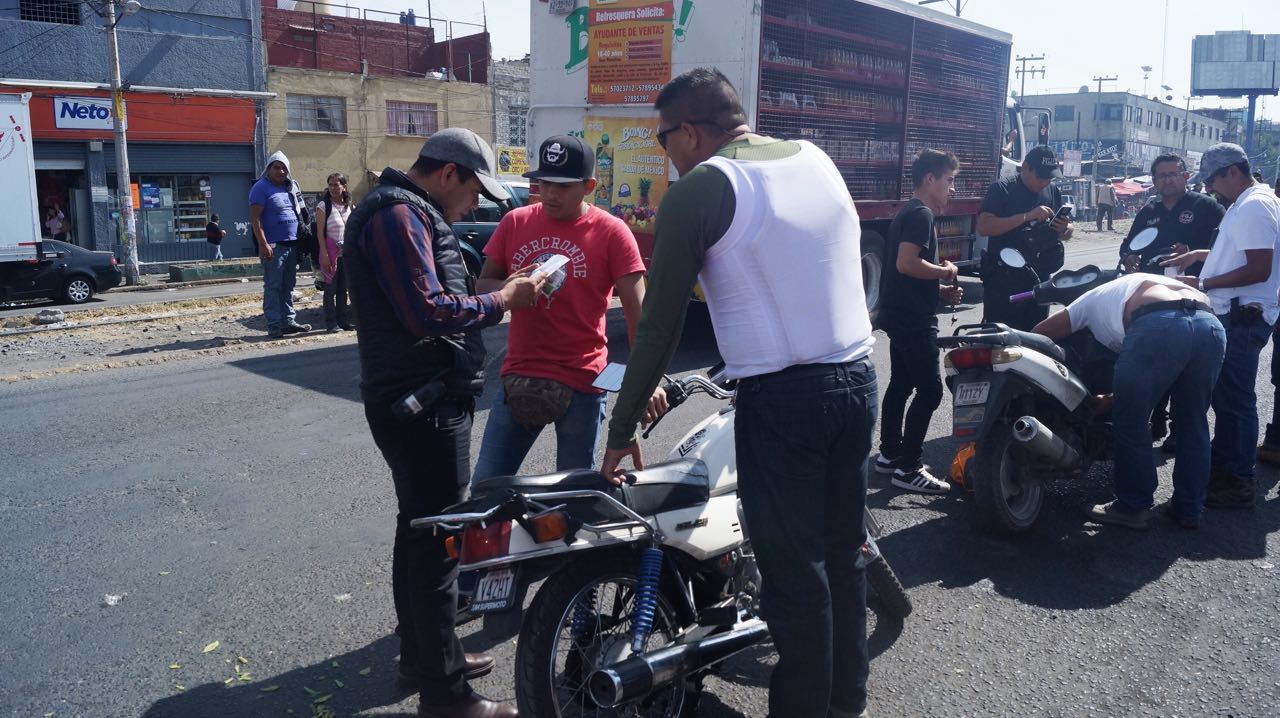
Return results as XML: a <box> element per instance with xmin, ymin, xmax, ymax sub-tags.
<box><xmin>205</xmin><ymin>213</ymin><xmax>226</xmax><ymax>261</ymax></box>
<box><xmin>1120</xmin><ymin>154</ymin><xmax>1223</xmax><ymax>276</ymax></box>
<box><xmin>977</xmin><ymin>145</ymin><xmax>1072</xmax><ymax>330</ymax></box>
<box><xmin>875</xmin><ymin>150</ymin><xmax>965</xmax><ymax>494</ymax></box>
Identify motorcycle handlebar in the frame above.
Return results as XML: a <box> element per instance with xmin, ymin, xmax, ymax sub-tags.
<box><xmin>1009</xmin><ymin>290</ymin><xmax>1036</xmax><ymax>304</ymax></box>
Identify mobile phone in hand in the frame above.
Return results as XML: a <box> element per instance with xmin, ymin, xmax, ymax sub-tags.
<box><xmin>1054</xmin><ymin>204</ymin><xmax>1074</xmax><ymax>220</ymax></box>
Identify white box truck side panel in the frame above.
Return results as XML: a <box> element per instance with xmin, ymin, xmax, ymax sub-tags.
<box><xmin>0</xmin><ymin>93</ymin><xmax>41</xmax><ymax>261</ymax></box>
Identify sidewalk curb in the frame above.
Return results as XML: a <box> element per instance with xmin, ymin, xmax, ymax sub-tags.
<box><xmin>115</xmin><ymin>273</ymin><xmax>316</xmax><ymax>293</ymax></box>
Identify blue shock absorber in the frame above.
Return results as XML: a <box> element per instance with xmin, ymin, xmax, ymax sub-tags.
<box><xmin>630</xmin><ymin>546</ymin><xmax>664</xmax><ymax>653</ymax></box>
<box><xmin>570</xmin><ymin>586</ymin><xmax>598</xmax><ymax>641</ymax></box>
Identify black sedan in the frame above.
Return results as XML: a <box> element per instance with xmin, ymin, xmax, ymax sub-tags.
<box><xmin>0</xmin><ymin>239</ymin><xmax>123</xmax><ymax>305</ymax></box>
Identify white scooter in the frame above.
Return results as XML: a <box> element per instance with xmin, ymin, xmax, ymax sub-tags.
<box><xmin>413</xmin><ymin>365</ymin><xmax>911</xmax><ymax>717</ymax></box>
<box><xmin>937</xmin><ymin>228</ymin><xmax>1161</xmax><ymax>533</ymax></box>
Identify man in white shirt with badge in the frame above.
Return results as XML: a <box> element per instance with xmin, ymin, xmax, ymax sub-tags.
<box><xmin>1163</xmin><ymin>143</ymin><xmax>1280</xmax><ymax>509</ymax></box>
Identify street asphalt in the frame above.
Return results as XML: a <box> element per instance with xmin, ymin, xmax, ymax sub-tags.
<box><xmin>1</xmin><ymin>232</ymin><xmax>1278</xmax><ymax>717</ymax></box>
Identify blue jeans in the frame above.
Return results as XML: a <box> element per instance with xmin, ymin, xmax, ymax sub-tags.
<box><xmin>1210</xmin><ymin>313</ymin><xmax>1273</xmax><ymax>483</ymax></box>
<box><xmin>734</xmin><ymin>358</ymin><xmax>877</xmax><ymax>718</ymax></box>
<box><xmin>1112</xmin><ymin>309</ymin><xmax>1225</xmax><ymax>517</ymax></box>
<box><xmin>261</xmin><ymin>243</ymin><xmax>298</xmax><ymax>330</ymax></box>
<box><xmin>471</xmin><ymin>387</ymin><xmax>606</xmax><ymax>482</ymax></box>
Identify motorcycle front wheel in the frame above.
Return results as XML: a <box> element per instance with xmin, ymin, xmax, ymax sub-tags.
<box><xmin>515</xmin><ymin>552</ymin><xmax>692</xmax><ymax>717</ymax></box>
<box><xmin>971</xmin><ymin>428</ymin><xmax>1044</xmax><ymax>533</ymax></box>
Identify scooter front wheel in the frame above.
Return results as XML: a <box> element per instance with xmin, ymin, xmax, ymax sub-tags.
<box><xmin>971</xmin><ymin>429</ymin><xmax>1044</xmax><ymax>533</ymax></box>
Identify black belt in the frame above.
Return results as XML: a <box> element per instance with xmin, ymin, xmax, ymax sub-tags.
<box><xmin>1130</xmin><ymin>299</ymin><xmax>1212</xmax><ymax>323</ymax></box>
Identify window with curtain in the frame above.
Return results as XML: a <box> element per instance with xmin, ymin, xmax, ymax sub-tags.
<box><xmin>386</xmin><ymin>101</ymin><xmax>439</xmax><ymax>137</ymax></box>
<box><xmin>287</xmin><ymin>95</ymin><xmax>347</xmax><ymax>133</ymax></box>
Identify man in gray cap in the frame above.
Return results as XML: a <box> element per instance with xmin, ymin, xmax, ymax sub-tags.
<box><xmin>343</xmin><ymin>127</ymin><xmax>543</xmax><ymax>718</ymax></box>
<box><xmin>1164</xmin><ymin>143</ymin><xmax>1280</xmax><ymax>510</ymax></box>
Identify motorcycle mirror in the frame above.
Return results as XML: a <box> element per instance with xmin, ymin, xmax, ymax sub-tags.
<box><xmin>592</xmin><ymin>362</ymin><xmax>627</xmax><ymax>393</ymax></box>
<box><xmin>999</xmin><ymin>247</ymin><xmax>1027</xmax><ymax>268</ymax></box>
<box><xmin>1130</xmin><ymin>227</ymin><xmax>1158</xmax><ymax>252</ymax></box>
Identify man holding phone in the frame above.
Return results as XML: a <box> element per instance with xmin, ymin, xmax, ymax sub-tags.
<box><xmin>472</xmin><ymin>135</ymin><xmax>656</xmax><ymax>480</ymax></box>
<box><xmin>976</xmin><ymin>146</ymin><xmax>1073</xmax><ymax>330</ymax></box>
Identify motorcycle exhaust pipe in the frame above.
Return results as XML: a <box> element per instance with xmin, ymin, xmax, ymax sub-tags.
<box><xmin>1012</xmin><ymin>416</ymin><xmax>1082</xmax><ymax>469</ymax></box>
<box><xmin>588</xmin><ymin>619</ymin><xmax>769</xmax><ymax>708</ymax></box>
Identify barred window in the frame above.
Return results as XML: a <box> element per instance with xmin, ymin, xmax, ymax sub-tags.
<box><xmin>287</xmin><ymin>95</ymin><xmax>346</xmax><ymax>133</ymax></box>
<box><xmin>386</xmin><ymin>101</ymin><xmax>438</xmax><ymax>137</ymax></box>
<box><xmin>20</xmin><ymin>0</ymin><xmax>80</xmax><ymax>24</ymax></box>
<box><xmin>507</xmin><ymin>107</ymin><xmax>528</xmax><ymax>147</ymax></box>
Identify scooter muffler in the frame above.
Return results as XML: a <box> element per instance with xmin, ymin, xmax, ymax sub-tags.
<box><xmin>1012</xmin><ymin>416</ymin><xmax>1082</xmax><ymax>469</ymax></box>
<box><xmin>587</xmin><ymin>619</ymin><xmax>768</xmax><ymax>708</ymax></box>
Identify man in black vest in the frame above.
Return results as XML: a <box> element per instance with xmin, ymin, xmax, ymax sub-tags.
<box><xmin>344</xmin><ymin>128</ymin><xmax>543</xmax><ymax>718</ymax></box>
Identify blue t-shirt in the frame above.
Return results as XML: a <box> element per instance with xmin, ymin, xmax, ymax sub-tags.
<box><xmin>248</xmin><ymin>177</ymin><xmax>298</xmax><ymax>244</ymax></box>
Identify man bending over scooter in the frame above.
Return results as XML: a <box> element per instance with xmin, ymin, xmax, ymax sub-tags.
<box><xmin>1033</xmin><ymin>275</ymin><xmax>1224</xmax><ymax>529</ymax></box>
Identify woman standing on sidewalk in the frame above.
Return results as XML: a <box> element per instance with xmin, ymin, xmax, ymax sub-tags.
<box><xmin>315</xmin><ymin>172</ymin><xmax>353</xmax><ymax>332</ymax></box>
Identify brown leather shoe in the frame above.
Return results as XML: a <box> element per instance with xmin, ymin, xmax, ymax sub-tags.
<box><xmin>400</xmin><ymin>652</ymin><xmax>496</xmax><ymax>683</ymax></box>
<box><xmin>417</xmin><ymin>690</ymin><xmax>517</xmax><ymax>718</ymax></box>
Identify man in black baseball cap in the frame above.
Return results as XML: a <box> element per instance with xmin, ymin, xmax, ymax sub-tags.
<box><xmin>523</xmin><ymin>134</ymin><xmax>596</xmax><ymax>183</ymax></box>
<box><xmin>341</xmin><ymin>126</ymin><xmax>544</xmax><ymax>718</ymax></box>
<box><xmin>976</xmin><ymin>143</ymin><xmax>1072</xmax><ymax>329</ymax></box>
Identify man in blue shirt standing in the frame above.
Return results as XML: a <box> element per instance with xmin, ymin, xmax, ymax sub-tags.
<box><xmin>250</xmin><ymin>151</ymin><xmax>312</xmax><ymax>338</ymax></box>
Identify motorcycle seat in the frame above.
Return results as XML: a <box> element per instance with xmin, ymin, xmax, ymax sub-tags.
<box><xmin>472</xmin><ymin>458</ymin><xmax>711</xmax><ymax>520</ymax></box>
<box><xmin>1006</xmin><ymin>328</ymin><xmax>1067</xmax><ymax>363</ymax></box>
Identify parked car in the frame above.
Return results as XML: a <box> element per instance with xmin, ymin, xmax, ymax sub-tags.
<box><xmin>453</xmin><ymin>180</ymin><xmax>530</xmax><ymax>275</ymax></box>
<box><xmin>0</xmin><ymin>240</ymin><xmax>123</xmax><ymax>305</ymax></box>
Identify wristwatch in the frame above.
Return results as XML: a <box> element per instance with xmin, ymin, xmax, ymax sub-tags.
<box><xmin>1197</xmin><ymin>277</ymin><xmax>1206</xmax><ymax>292</ymax></box>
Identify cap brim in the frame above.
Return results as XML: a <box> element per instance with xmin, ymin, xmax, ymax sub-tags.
<box><xmin>522</xmin><ymin>170</ymin><xmax>589</xmax><ymax>183</ymax></box>
<box><xmin>1037</xmin><ymin>167</ymin><xmax>1064</xmax><ymax>179</ymax></box>
<box><xmin>476</xmin><ymin>172</ymin><xmax>510</xmax><ymax>202</ymax></box>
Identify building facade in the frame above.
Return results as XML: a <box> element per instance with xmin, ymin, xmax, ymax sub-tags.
<box><xmin>1</xmin><ymin>0</ymin><xmax>268</xmax><ymax>261</ymax></box>
<box><xmin>260</xmin><ymin>2</ymin><xmax>494</xmax><ymax>200</ymax></box>
<box><xmin>492</xmin><ymin>58</ymin><xmax>530</xmax><ymax>170</ymax></box>
<box><xmin>1021</xmin><ymin>91</ymin><xmax>1228</xmax><ymax>178</ymax></box>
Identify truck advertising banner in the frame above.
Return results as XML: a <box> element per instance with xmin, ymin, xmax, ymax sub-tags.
<box><xmin>582</xmin><ymin>114</ymin><xmax>668</xmax><ymax>259</ymax></box>
<box><xmin>587</xmin><ymin>0</ymin><xmax>675</xmax><ymax>104</ymax></box>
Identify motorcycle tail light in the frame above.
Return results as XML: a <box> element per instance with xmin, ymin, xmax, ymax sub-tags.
<box><xmin>528</xmin><ymin>509</ymin><xmax>570</xmax><ymax>543</ymax></box>
<box><xmin>461</xmin><ymin>521</ymin><xmax>512</xmax><ymax>564</ymax></box>
<box><xmin>991</xmin><ymin>348</ymin><xmax>1022</xmax><ymax>364</ymax></box>
<box><xmin>944</xmin><ymin>347</ymin><xmax>992</xmax><ymax>370</ymax></box>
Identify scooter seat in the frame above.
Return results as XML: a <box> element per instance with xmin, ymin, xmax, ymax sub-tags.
<box><xmin>1006</xmin><ymin>328</ymin><xmax>1067</xmax><ymax>363</ymax></box>
<box><xmin>472</xmin><ymin>459</ymin><xmax>711</xmax><ymax>520</ymax></box>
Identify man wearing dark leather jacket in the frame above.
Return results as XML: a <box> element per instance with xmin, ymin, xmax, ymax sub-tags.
<box><xmin>344</xmin><ymin>128</ymin><xmax>543</xmax><ymax>718</ymax></box>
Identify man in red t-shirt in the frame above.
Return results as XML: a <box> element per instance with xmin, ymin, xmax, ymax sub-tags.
<box><xmin>473</xmin><ymin>135</ymin><xmax>653</xmax><ymax>479</ymax></box>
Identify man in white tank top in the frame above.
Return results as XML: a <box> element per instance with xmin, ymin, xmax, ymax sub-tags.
<box><xmin>602</xmin><ymin>68</ymin><xmax>876</xmax><ymax>718</ymax></box>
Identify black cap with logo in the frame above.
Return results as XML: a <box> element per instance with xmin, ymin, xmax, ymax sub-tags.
<box><xmin>523</xmin><ymin>135</ymin><xmax>595</xmax><ymax>183</ymax></box>
<box><xmin>1025</xmin><ymin>145</ymin><xmax>1064</xmax><ymax>179</ymax></box>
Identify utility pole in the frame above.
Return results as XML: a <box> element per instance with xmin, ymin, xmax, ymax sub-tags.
<box><xmin>917</xmin><ymin>0</ymin><xmax>962</xmax><ymax>16</ymax></box>
<box><xmin>1091</xmin><ymin>75</ymin><xmax>1118</xmax><ymax>185</ymax></box>
<box><xmin>105</xmin><ymin>0</ymin><xmax>142</xmax><ymax>285</ymax></box>
<box><xmin>1014</xmin><ymin>54</ymin><xmax>1045</xmax><ymax>99</ymax></box>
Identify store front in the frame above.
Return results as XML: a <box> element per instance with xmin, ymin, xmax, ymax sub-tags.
<box><xmin>21</xmin><ymin>89</ymin><xmax>261</xmax><ymax>264</ymax></box>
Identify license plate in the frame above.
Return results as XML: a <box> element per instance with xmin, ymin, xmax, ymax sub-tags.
<box><xmin>955</xmin><ymin>381</ymin><xmax>990</xmax><ymax>406</ymax></box>
<box><xmin>470</xmin><ymin>567</ymin><xmax>517</xmax><ymax>613</ymax></box>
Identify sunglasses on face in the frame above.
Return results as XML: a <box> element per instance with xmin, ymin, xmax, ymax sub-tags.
<box><xmin>656</xmin><ymin>119</ymin><xmax>724</xmax><ymax>150</ymax></box>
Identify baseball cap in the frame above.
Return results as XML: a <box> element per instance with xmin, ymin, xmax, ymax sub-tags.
<box><xmin>418</xmin><ymin>128</ymin><xmax>510</xmax><ymax>202</ymax></box>
<box><xmin>523</xmin><ymin>135</ymin><xmax>594</xmax><ymax>183</ymax></box>
<box><xmin>1199</xmin><ymin>143</ymin><xmax>1248</xmax><ymax>179</ymax></box>
<box><xmin>1025</xmin><ymin>145</ymin><xmax>1063</xmax><ymax>179</ymax></box>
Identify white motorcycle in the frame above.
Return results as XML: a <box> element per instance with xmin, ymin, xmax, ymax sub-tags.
<box><xmin>937</xmin><ymin>228</ymin><xmax>1161</xmax><ymax>533</ymax></box>
<box><xmin>413</xmin><ymin>365</ymin><xmax>911</xmax><ymax>717</ymax></box>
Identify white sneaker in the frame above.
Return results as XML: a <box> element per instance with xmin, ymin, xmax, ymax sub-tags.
<box><xmin>891</xmin><ymin>465</ymin><xmax>951</xmax><ymax>494</ymax></box>
<box><xmin>874</xmin><ymin>454</ymin><xmax>897</xmax><ymax>475</ymax></box>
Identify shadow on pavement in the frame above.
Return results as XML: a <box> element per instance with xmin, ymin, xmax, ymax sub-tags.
<box><xmin>227</xmin><ymin>342</ymin><xmax>364</xmax><ymax>403</ymax></box>
<box><xmin>140</xmin><ymin>635</ymin><xmax>418</xmax><ymax>718</ymax></box>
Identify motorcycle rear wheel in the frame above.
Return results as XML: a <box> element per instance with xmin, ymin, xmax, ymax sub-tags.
<box><xmin>971</xmin><ymin>429</ymin><xmax>1044</xmax><ymax>533</ymax></box>
<box><xmin>866</xmin><ymin>555</ymin><xmax>913</xmax><ymax>619</ymax></box>
<box><xmin>515</xmin><ymin>552</ymin><xmax>693</xmax><ymax>717</ymax></box>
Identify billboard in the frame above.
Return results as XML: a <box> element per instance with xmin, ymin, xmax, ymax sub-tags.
<box><xmin>1191</xmin><ymin>31</ymin><xmax>1280</xmax><ymax>97</ymax></box>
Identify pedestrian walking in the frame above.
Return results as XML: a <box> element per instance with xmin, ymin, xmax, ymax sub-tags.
<box><xmin>1095</xmin><ymin>178</ymin><xmax>1116</xmax><ymax>231</ymax></box>
<box><xmin>249</xmin><ymin>151</ymin><xmax>312</xmax><ymax>338</ymax></box>
<box><xmin>976</xmin><ymin>146</ymin><xmax>1073</xmax><ymax>330</ymax></box>
<box><xmin>1034</xmin><ymin>274</ymin><xmax>1224</xmax><ymax>529</ymax></box>
<box><xmin>343</xmin><ymin>128</ymin><xmax>544</xmax><ymax>718</ymax></box>
<box><xmin>874</xmin><ymin>149</ymin><xmax>964</xmax><ymax>494</ymax></box>
<box><xmin>206</xmin><ymin>213</ymin><xmax>227</xmax><ymax>260</ymax></box>
<box><xmin>1163</xmin><ymin>143</ymin><xmax>1280</xmax><ymax>510</ymax></box>
<box><xmin>315</xmin><ymin>172</ymin><xmax>353</xmax><ymax>332</ymax></box>
<box><xmin>471</xmin><ymin>135</ymin><xmax>655</xmax><ymax>480</ymax></box>
<box><xmin>602</xmin><ymin>68</ymin><xmax>877</xmax><ymax>718</ymax></box>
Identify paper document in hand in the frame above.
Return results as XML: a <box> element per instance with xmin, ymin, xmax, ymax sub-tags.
<box><xmin>533</xmin><ymin>254</ymin><xmax>570</xmax><ymax>278</ymax></box>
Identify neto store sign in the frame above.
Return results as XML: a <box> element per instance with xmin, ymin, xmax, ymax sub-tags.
<box><xmin>53</xmin><ymin>96</ymin><xmax>120</xmax><ymax>130</ymax></box>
